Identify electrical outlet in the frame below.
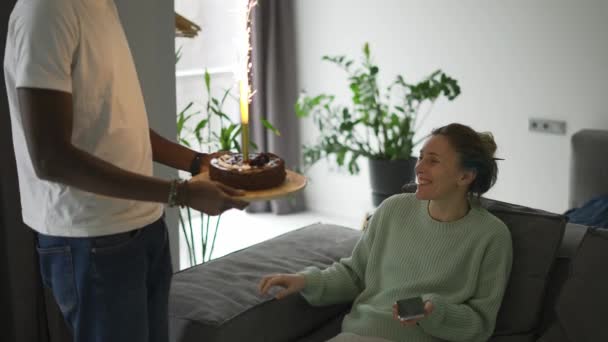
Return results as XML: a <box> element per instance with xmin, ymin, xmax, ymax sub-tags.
<box><xmin>529</xmin><ymin>118</ymin><xmax>567</xmax><ymax>135</ymax></box>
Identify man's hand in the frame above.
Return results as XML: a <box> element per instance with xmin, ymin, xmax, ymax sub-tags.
<box><xmin>258</xmin><ymin>273</ymin><xmax>306</xmax><ymax>300</ymax></box>
<box><xmin>182</xmin><ymin>179</ymin><xmax>248</xmax><ymax>215</ymax></box>
<box><xmin>392</xmin><ymin>300</ymin><xmax>434</xmax><ymax>326</ymax></box>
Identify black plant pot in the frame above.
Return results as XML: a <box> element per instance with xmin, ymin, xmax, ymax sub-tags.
<box><xmin>368</xmin><ymin>157</ymin><xmax>417</xmax><ymax>206</ymax></box>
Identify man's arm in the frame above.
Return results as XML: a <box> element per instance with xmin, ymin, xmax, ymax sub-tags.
<box><xmin>17</xmin><ymin>88</ymin><xmax>247</xmax><ymax>214</ymax></box>
<box><xmin>149</xmin><ymin>129</ymin><xmax>208</xmax><ymax>173</ymax></box>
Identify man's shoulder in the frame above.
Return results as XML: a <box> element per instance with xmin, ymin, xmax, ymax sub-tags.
<box><xmin>11</xmin><ymin>0</ymin><xmax>77</xmax><ymax>24</ymax></box>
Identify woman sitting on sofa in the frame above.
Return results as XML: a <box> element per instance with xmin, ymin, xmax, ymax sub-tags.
<box><xmin>258</xmin><ymin>123</ymin><xmax>513</xmax><ymax>342</ymax></box>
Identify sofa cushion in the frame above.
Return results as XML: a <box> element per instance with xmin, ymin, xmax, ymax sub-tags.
<box><xmin>537</xmin><ymin>322</ymin><xmax>570</xmax><ymax>342</ymax></box>
<box><xmin>169</xmin><ymin>223</ymin><xmax>361</xmax><ymax>342</ymax></box>
<box><xmin>295</xmin><ymin>312</ymin><xmax>346</xmax><ymax>342</ymax></box>
<box><xmin>479</xmin><ymin>198</ymin><xmax>565</xmax><ymax>336</ymax></box>
<box><xmin>539</xmin><ymin>228</ymin><xmax>608</xmax><ymax>342</ymax></box>
<box><xmin>488</xmin><ymin>335</ymin><xmax>536</xmax><ymax>342</ymax></box>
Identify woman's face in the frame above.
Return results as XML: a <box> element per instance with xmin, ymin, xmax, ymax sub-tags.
<box><xmin>414</xmin><ymin>135</ymin><xmax>475</xmax><ymax>201</ymax></box>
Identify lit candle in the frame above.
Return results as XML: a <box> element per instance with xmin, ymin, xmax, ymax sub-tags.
<box><xmin>239</xmin><ymin>80</ymin><xmax>249</xmax><ymax>161</ymax></box>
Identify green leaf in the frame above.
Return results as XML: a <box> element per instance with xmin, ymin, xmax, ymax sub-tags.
<box><xmin>175</xmin><ymin>46</ymin><xmax>183</xmax><ymax>64</ymax></box>
<box><xmin>176</xmin><ymin>104</ymin><xmax>195</xmax><ymax>137</ymax></box>
<box><xmin>220</xmin><ymin>87</ymin><xmax>232</xmax><ymax>107</ymax></box>
<box><xmin>193</xmin><ymin>119</ymin><xmax>209</xmax><ymax>143</ymax></box>
<box><xmin>339</xmin><ymin>121</ymin><xmax>354</xmax><ymax>132</ymax></box>
<box><xmin>204</xmin><ymin>69</ymin><xmax>211</xmax><ymax>93</ymax></box>
<box><xmin>336</xmin><ymin>147</ymin><xmax>347</xmax><ymax>166</ymax></box>
<box><xmin>218</xmin><ymin>125</ymin><xmax>237</xmax><ymax>151</ymax></box>
<box><xmin>178</xmin><ymin>102</ymin><xmax>194</xmax><ymax>116</ymax></box>
<box><xmin>230</xmin><ymin>125</ymin><xmax>242</xmax><ymax>141</ymax></box>
<box><xmin>261</xmin><ymin>118</ymin><xmax>281</xmax><ymax>136</ymax></box>
<box><xmin>342</xmin><ymin>108</ymin><xmax>351</xmax><ymax>120</ymax></box>
<box><xmin>180</xmin><ymin>138</ymin><xmax>191</xmax><ymax>147</ymax></box>
<box><xmin>210</xmin><ymin>107</ymin><xmax>232</xmax><ymax>121</ymax></box>
<box><xmin>348</xmin><ymin>156</ymin><xmax>360</xmax><ymax>174</ymax></box>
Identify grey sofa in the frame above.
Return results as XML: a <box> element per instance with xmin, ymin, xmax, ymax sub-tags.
<box><xmin>168</xmin><ymin>130</ymin><xmax>608</xmax><ymax>342</ymax></box>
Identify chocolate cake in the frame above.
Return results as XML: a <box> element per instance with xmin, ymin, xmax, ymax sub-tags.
<box><xmin>209</xmin><ymin>152</ymin><xmax>286</xmax><ymax>190</ymax></box>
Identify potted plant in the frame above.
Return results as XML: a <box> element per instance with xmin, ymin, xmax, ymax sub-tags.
<box><xmin>295</xmin><ymin>43</ymin><xmax>461</xmax><ymax>206</ymax></box>
<box><xmin>176</xmin><ymin>66</ymin><xmax>279</xmax><ymax>266</ymax></box>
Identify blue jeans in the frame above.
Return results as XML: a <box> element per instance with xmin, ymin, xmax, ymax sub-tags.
<box><xmin>36</xmin><ymin>217</ymin><xmax>173</xmax><ymax>342</ymax></box>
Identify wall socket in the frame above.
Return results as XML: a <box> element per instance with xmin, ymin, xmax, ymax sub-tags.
<box><xmin>529</xmin><ymin>118</ymin><xmax>567</xmax><ymax>135</ymax></box>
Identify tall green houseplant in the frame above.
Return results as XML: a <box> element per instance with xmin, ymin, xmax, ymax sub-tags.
<box><xmin>295</xmin><ymin>43</ymin><xmax>461</xmax><ymax>205</ymax></box>
<box><xmin>176</xmin><ymin>69</ymin><xmax>238</xmax><ymax>267</ymax></box>
<box><xmin>176</xmin><ymin>51</ymin><xmax>279</xmax><ymax>266</ymax></box>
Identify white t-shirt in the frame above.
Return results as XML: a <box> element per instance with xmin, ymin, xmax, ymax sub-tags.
<box><xmin>4</xmin><ymin>0</ymin><xmax>163</xmax><ymax>237</ymax></box>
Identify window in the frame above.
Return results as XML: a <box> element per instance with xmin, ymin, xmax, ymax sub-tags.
<box><xmin>174</xmin><ymin>0</ymin><xmax>248</xmax><ymax>268</ymax></box>
<box><xmin>175</xmin><ymin>0</ymin><xmax>247</xmax><ymax>151</ymax></box>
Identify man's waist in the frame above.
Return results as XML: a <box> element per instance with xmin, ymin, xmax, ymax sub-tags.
<box><xmin>23</xmin><ymin>202</ymin><xmax>163</xmax><ymax>237</ymax></box>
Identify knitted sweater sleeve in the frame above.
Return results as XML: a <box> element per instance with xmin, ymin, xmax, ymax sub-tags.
<box><xmin>297</xmin><ymin>206</ymin><xmax>383</xmax><ymax>306</ymax></box>
<box><xmin>418</xmin><ymin>228</ymin><xmax>513</xmax><ymax>342</ymax></box>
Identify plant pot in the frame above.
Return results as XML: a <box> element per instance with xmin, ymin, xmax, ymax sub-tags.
<box><xmin>368</xmin><ymin>157</ymin><xmax>417</xmax><ymax>206</ymax></box>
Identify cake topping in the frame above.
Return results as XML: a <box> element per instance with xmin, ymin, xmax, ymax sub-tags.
<box><xmin>215</xmin><ymin>154</ymin><xmax>251</xmax><ymax>171</ymax></box>
<box><xmin>248</xmin><ymin>153</ymin><xmax>271</xmax><ymax>167</ymax></box>
<box><xmin>211</xmin><ymin>152</ymin><xmax>280</xmax><ymax>172</ymax></box>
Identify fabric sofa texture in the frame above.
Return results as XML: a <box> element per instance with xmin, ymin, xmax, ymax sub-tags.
<box><xmin>539</xmin><ymin>228</ymin><xmax>608</xmax><ymax>342</ymax></box>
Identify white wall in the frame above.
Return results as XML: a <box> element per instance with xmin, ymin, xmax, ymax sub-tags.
<box><xmin>114</xmin><ymin>0</ymin><xmax>180</xmax><ymax>269</ymax></box>
<box><xmin>294</xmin><ymin>0</ymin><xmax>608</xmax><ymax>221</ymax></box>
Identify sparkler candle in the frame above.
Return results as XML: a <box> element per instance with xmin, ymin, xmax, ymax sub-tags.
<box><xmin>239</xmin><ymin>80</ymin><xmax>249</xmax><ymax>161</ymax></box>
<box><xmin>237</xmin><ymin>0</ymin><xmax>255</xmax><ymax>162</ymax></box>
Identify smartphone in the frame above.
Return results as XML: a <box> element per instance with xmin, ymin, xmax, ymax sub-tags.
<box><xmin>396</xmin><ymin>297</ymin><xmax>425</xmax><ymax>321</ymax></box>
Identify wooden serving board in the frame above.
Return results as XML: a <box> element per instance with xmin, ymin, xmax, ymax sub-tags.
<box><xmin>191</xmin><ymin>169</ymin><xmax>307</xmax><ymax>202</ymax></box>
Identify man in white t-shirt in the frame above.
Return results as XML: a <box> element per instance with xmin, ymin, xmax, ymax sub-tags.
<box><xmin>4</xmin><ymin>0</ymin><xmax>248</xmax><ymax>341</ymax></box>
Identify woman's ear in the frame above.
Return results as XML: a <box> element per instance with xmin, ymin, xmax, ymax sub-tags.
<box><xmin>459</xmin><ymin>169</ymin><xmax>476</xmax><ymax>187</ymax></box>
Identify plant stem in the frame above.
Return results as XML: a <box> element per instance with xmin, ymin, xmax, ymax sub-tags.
<box><xmin>204</xmin><ymin>214</ymin><xmax>211</xmax><ymax>262</ymax></box>
<box><xmin>179</xmin><ymin>212</ymin><xmax>194</xmax><ymax>267</ymax></box>
<box><xmin>186</xmin><ymin>207</ymin><xmax>197</xmax><ymax>265</ymax></box>
<box><xmin>414</xmin><ymin>100</ymin><xmax>436</xmax><ymax>133</ymax></box>
<box><xmin>201</xmin><ymin>212</ymin><xmax>209</xmax><ymax>263</ymax></box>
<box><xmin>208</xmin><ymin>214</ymin><xmax>222</xmax><ymax>261</ymax></box>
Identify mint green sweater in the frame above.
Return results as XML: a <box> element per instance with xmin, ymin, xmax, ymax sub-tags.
<box><xmin>299</xmin><ymin>194</ymin><xmax>513</xmax><ymax>342</ymax></box>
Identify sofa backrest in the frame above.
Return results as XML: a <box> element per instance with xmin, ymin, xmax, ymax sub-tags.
<box><xmin>538</xmin><ymin>227</ymin><xmax>608</xmax><ymax>342</ymax></box>
<box><xmin>569</xmin><ymin>129</ymin><xmax>608</xmax><ymax>208</ymax></box>
<box><xmin>479</xmin><ymin>198</ymin><xmax>566</xmax><ymax>337</ymax></box>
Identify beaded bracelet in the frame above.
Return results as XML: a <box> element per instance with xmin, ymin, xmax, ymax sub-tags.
<box><xmin>168</xmin><ymin>179</ymin><xmax>182</xmax><ymax>208</ymax></box>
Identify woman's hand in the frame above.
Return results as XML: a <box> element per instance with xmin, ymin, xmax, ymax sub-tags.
<box><xmin>392</xmin><ymin>300</ymin><xmax>434</xmax><ymax>326</ymax></box>
<box><xmin>258</xmin><ymin>273</ymin><xmax>306</xmax><ymax>300</ymax></box>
